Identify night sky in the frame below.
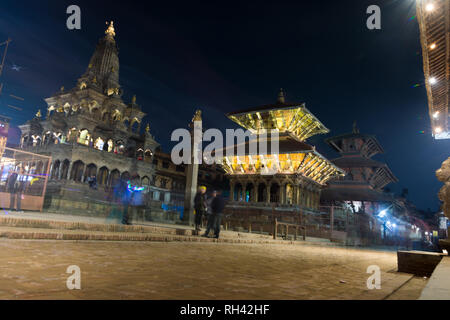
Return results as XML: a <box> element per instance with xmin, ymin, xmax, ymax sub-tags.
<box><xmin>0</xmin><ymin>0</ymin><xmax>449</xmax><ymax>211</ymax></box>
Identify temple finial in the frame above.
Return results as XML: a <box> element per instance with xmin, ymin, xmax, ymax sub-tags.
<box><xmin>132</xmin><ymin>95</ymin><xmax>136</xmax><ymax>104</ymax></box>
<box><xmin>192</xmin><ymin>109</ymin><xmax>202</xmax><ymax>122</ymax></box>
<box><xmin>277</xmin><ymin>88</ymin><xmax>286</xmax><ymax>104</ymax></box>
<box><xmin>145</xmin><ymin>123</ymin><xmax>150</xmax><ymax>133</ymax></box>
<box><xmin>35</xmin><ymin>109</ymin><xmax>41</xmax><ymax>118</ymax></box>
<box><xmin>105</xmin><ymin>21</ymin><xmax>116</xmax><ymax>38</ymax></box>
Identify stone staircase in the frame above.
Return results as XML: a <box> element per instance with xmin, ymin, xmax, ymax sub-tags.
<box><xmin>0</xmin><ymin>214</ymin><xmax>337</xmax><ymax>246</ymax></box>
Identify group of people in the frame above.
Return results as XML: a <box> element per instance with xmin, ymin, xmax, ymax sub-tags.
<box><xmin>194</xmin><ymin>186</ymin><xmax>226</xmax><ymax>239</ymax></box>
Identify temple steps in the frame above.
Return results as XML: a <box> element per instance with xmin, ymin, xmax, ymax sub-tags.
<box><xmin>0</xmin><ymin>215</ymin><xmax>338</xmax><ymax>246</ymax></box>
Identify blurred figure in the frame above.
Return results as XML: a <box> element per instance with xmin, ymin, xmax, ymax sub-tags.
<box><xmin>118</xmin><ymin>178</ymin><xmax>131</xmax><ymax>225</ymax></box>
<box><xmin>194</xmin><ymin>186</ymin><xmax>207</xmax><ymax>231</ymax></box>
<box><xmin>128</xmin><ymin>173</ymin><xmax>145</xmax><ymax>224</ymax></box>
<box><xmin>87</xmin><ymin>175</ymin><xmax>98</xmax><ymax>190</ymax></box>
<box><xmin>106</xmin><ymin>179</ymin><xmax>125</xmax><ymax>224</ymax></box>
<box><xmin>203</xmin><ymin>190</ymin><xmax>226</xmax><ymax>239</ymax></box>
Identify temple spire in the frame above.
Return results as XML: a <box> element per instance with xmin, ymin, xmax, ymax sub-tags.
<box><xmin>277</xmin><ymin>88</ymin><xmax>286</xmax><ymax>104</ymax></box>
<box><xmin>352</xmin><ymin>120</ymin><xmax>360</xmax><ymax>134</ymax></box>
<box><xmin>76</xmin><ymin>22</ymin><xmax>120</xmax><ymax>95</ymax></box>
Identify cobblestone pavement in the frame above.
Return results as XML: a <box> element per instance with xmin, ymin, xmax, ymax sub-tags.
<box><xmin>0</xmin><ymin>239</ymin><xmax>425</xmax><ymax>300</ymax></box>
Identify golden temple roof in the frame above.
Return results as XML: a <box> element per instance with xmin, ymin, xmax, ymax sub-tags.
<box><xmin>227</xmin><ymin>91</ymin><xmax>329</xmax><ymax>141</ymax></box>
<box><xmin>216</xmin><ymin>133</ymin><xmax>345</xmax><ymax>185</ymax></box>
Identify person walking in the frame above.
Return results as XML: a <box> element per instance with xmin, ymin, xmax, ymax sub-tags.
<box><xmin>120</xmin><ymin>178</ymin><xmax>132</xmax><ymax>225</ymax></box>
<box><xmin>128</xmin><ymin>173</ymin><xmax>145</xmax><ymax>224</ymax></box>
<box><xmin>203</xmin><ymin>190</ymin><xmax>226</xmax><ymax>239</ymax></box>
<box><xmin>194</xmin><ymin>186</ymin><xmax>207</xmax><ymax>231</ymax></box>
<box><xmin>106</xmin><ymin>180</ymin><xmax>124</xmax><ymax>224</ymax></box>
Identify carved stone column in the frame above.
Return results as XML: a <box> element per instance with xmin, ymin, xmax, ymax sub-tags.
<box><xmin>229</xmin><ymin>180</ymin><xmax>235</xmax><ymax>202</ymax></box>
<box><xmin>67</xmin><ymin>162</ymin><xmax>73</xmax><ymax>180</ymax></box>
<box><xmin>183</xmin><ymin>110</ymin><xmax>202</xmax><ymax>227</ymax></box>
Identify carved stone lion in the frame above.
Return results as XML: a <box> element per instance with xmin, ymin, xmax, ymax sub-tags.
<box><xmin>437</xmin><ymin>157</ymin><xmax>450</xmax><ymax>219</ymax></box>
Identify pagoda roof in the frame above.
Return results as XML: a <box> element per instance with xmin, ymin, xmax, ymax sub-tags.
<box><xmin>227</xmin><ymin>101</ymin><xmax>306</xmax><ymax>116</ymax></box>
<box><xmin>217</xmin><ymin>132</ymin><xmax>314</xmax><ymax>156</ymax></box>
<box><xmin>325</xmin><ymin>132</ymin><xmax>384</xmax><ymax>157</ymax></box>
<box><xmin>226</xmin><ymin>101</ymin><xmax>329</xmax><ymax>141</ymax></box>
<box><xmin>321</xmin><ymin>184</ymin><xmax>394</xmax><ymax>202</ymax></box>
<box><xmin>331</xmin><ymin>156</ymin><xmax>387</xmax><ymax>168</ymax></box>
<box><xmin>215</xmin><ymin>133</ymin><xmax>345</xmax><ymax>185</ymax></box>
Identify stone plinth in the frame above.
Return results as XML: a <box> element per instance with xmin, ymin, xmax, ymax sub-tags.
<box><xmin>437</xmin><ymin>158</ymin><xmax>450</xmax><ymax>216</ymax></box>
<box><xmin>397</xmin><ymin>250</ymin><xmax>444</xmax><ymax>277</ymax></box>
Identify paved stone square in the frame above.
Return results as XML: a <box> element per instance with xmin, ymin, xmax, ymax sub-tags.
<box><xmin>0</xmin><ymin>239</ymin><xmax>426</xmax><ymax>300</ymax></box>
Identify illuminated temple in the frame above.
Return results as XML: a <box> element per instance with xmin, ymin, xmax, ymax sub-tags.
<box><xmin>320</xmin><ymin>122</ymin><xmax>398</xmax><ymax>214</ymax></box>
<box><xmin>222</xmin><ymin>90</ymin><xmax>345</xmax><ymax>210</ymax></box>
<box><xmin>16</xmin><ymin>22</ymin><xmax>224</xmax><ymax>219</ymax></box>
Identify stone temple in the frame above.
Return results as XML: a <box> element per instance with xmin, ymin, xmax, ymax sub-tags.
<box><xmin>17</xmin><ymin>22</ymin><xmax>224</xmax><ymax>220</ymax></box>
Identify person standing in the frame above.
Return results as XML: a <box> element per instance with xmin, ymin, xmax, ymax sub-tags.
<box><xmin>194</xmin><ymin>186</ymin><xmax>207</xmax><ymax>231</ymax></box>
<box><xmin>203</xmin><ymin>190</ymin><xmax>226</xmax><ymax>239</ymax></box>
<box><xmin>15</xmin><ymin>168</ymin><xmax>27</xmax><ymax>212</ymax></box>
<box><xmin>6</xmin><ymin>170</ymin><xmax>18</xmax><ymax>211</ymax></box>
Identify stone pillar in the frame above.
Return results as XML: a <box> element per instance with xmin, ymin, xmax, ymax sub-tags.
<box><xmin>294</xmin><ymin>186</ymin><xmax>299</xmax><ymax>205</ymax></box>
<box><xmin>67</xmin><ymin>162</ymin><xmax>73</xmax><ymax>180</ymax></box>
<box><xmin>266</xmin><ymin>183</ymin><xmax>271</xmax><ymax>204</ymax></box>
<box><xmin>49</xmin><ymin>162</ymin><xmax>54</xmax><ymax>180</ymax></box>
<box><xmin>229</xmin><ymin>181</ymin><xmax>235</xmax><ymax>202</ymax></box>
<box><xmin>183</xmin><ymin>110</ymin><xmax>202</xmax><ymax>227</ymax></box>
<box><xmin>252</xmin><ymin>182</ymin><xmax>257</xmax><ymax>203</ymax></box>
<box><xmin>279</xmin><ymin>184</ymin><xmax>284</xmax><ymax>204</ymax></box>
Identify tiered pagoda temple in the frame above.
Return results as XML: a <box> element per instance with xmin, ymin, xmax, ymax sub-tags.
<box><xmin>222</xmin><ymin>90</ymin><xmax>345</xmax><ymax>211</ymax></box>
<box><xmin>321</xmin><ymin>122</ymin><xmax>398</xmax><ymax>215</ymax></box>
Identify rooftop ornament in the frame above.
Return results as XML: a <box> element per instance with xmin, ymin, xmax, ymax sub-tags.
<box><xmin>105</xmin><ymin>21</ymin><xmax>116</xmax><ymax>38</ymax></box>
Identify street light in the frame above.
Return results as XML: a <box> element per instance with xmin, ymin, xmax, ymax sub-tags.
<box><xmin>378</xmin><ymin>209</ymin><xmax>387</xmax><ymax>218</ymax></box>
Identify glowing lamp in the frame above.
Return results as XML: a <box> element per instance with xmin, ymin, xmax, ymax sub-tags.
<box><xmin>429</xmin><ymin>77</ymin><xmax>437</xmax><ymax>84</ymax></box>
<box><xmin>378</xmin><ymin>209</ymin><xmax>387</xmax><ymax>218</ymax></box>
<box><xmin>426</xmin><ymin>3</ymin><xmax>434</xmax><ymax>12</ymax></box>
